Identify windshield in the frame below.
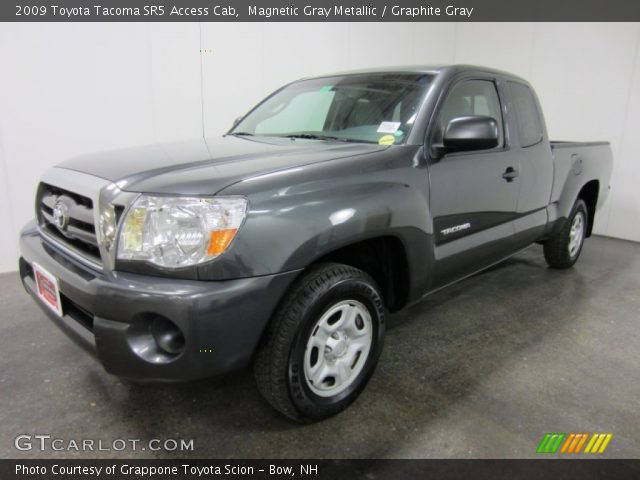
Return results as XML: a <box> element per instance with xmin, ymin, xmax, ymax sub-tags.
<box><xmin>231</xmin><ymin>73</ymin><xmax>433</xmax><ymax>145</ymax></box>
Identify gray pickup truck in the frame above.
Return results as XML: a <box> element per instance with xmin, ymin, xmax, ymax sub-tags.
<box><xmin>20</xmin><ymin>65</ymin><xmax>612</xmax><ymax>421</ymax></box>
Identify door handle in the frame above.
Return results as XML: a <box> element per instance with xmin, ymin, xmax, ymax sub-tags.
<box><xmin>502</xmin><ymin>167</ymin><xmax>519</xmax><ymax>182</ymax></box>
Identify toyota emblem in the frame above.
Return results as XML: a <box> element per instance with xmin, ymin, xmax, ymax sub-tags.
<box><xmin>52</xmin><ymin>201</ymin><xmax>70</xmax><ymax>231</ymax></box>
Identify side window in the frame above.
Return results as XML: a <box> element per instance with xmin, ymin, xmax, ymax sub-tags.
<box><xmin>437</xmin><ymin>80</ymin><xmax>504</xmax><ymax>148</ymax></box>
<box><xmin>508</xmin><ymin>82</ymin><xmax>543</xmax><ymax>147</ymax></box>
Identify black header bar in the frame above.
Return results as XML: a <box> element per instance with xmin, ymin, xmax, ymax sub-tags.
<box><xmin>4</xmin><ymin>0</ymin><xmax>640</xmax><ymax>22</ymax></box>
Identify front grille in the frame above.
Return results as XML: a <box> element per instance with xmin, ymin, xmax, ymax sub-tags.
<box><xmin>36</xmin><ymin>182</ymin><xmax>101</xmax><ymax>264</ymax></box>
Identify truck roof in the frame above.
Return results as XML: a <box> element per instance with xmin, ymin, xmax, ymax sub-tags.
<box><xmin>304</xmin><ymin>64</ymin><xmax>528</xmax><ymax>83</ymax></box>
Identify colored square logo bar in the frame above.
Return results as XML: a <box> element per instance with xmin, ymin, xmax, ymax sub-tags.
<box><xmin>537</xmin><ymin>433</ymin><xmax>613</xmax><ymax>454</ymax></box>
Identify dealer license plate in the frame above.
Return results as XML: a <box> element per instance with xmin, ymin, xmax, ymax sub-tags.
<box><xmin>33</xmin><ymin>262</ymin><xmax>63</xmax><ymax>317</ymax></box>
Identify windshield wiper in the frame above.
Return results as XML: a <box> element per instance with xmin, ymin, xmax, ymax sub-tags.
<box><xmin>284</xmin><ymin>133</ymin><xmax>343</xmax><ymax>141</ymax></box>
<box><xmin>230</xmin><ymin>132</ymin><xmax>254</xmax><ymax>137</ymax></box>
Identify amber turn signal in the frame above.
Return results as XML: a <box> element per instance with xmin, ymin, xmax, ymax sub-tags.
<box><xmin>208</xmin><ymin>228</ymin><xmax>239</xmax><ymax>256</ymax></box>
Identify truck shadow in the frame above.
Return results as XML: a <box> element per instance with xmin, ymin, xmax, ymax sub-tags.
<box><xmin>93</xmin><ymin>244</ymin><xmax>598</xmax><ymax>458</ymax></box>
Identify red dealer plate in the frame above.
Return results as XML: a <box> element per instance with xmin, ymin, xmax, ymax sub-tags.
<box><xmin>33</xmin><ymin>262</ymin><xmax>63</xmax><ymax>317</ymax></box>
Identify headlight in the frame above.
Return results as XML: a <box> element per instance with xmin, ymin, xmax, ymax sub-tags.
<box><xmin>117</xmin><ymin>195</ymin><xmax>247</xmax><ymax>268</ymax></box>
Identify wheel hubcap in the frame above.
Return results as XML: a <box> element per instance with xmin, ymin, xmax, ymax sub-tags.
<box><xmin>303</xmin><ymin>300</ymin><xmax>373</xmax><ymax>397</ymax></box>
<box><xmin>568</xmin><ymin>212</ymin><xmax>585</xmax><ymax>258</ymax></box>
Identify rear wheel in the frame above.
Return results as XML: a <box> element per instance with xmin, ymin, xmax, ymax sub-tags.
<box><xmin>544</xmin><ymin>199</ymin><xmax>588</xmax><ymax>268</ymax></box>
<box><xmin>254</xmin><ymin>263</ymin><xmax>385</xmax><ymax>421</ymax></box>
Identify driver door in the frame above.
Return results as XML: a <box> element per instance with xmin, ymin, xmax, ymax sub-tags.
<box><xmin>427</xmin><ymin>78</ymin><xmax>520</xmax><ymax>288</ymax></box>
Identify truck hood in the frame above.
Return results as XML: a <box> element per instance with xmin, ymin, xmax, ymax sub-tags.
<box><xmin>58</xmin><ymin>136</ymin><xmax>386</xmax><ymax>195</ymax></box>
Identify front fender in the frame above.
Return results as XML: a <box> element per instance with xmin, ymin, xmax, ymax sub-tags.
<box><xmin>198</xmin><ymin>146</ymin><xmax>432</xmax><ymax>288</ymax></box>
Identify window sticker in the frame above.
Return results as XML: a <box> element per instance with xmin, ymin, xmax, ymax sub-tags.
<box><xmin>319</xmin><ymin>85</ymin><xmax>333</xmax><ymax>93</ymax></box>
<box><xmin>377</xmin><ymin>121</ymin><xmax>402</xmax><ymax>134</ymax></box>
<box><xmin>378</xmin><ymin>135</ymin><xmax>396</xmax><ymax>145</ymax></box>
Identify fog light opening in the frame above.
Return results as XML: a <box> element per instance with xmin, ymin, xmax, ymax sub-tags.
<box><xmin>151</xmin><ymin>316</ymin><xmax>185</xmax><ymax>355</ymax></box>
<box><xmin>127</xmin><ymin>314</ymin><xmax>186</xmax><ymax>364</ymax></box>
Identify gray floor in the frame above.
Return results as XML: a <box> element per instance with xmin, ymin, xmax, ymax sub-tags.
<box><xmin>1</xmin><ymin>236</ymin><xmax>639</xmax><ymax>459</ymax></box>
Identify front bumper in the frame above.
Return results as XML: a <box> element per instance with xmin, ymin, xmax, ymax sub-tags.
<box><xmin>19</xmin><ymin>221</ymin><xmax>300</xmax><ymax>381</ymax></box>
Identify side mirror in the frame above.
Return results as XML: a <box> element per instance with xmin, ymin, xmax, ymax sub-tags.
<box><xmin>443</xmin><ymin>116</ymin><xmax>499</xmax><ymax>152</ymax></box>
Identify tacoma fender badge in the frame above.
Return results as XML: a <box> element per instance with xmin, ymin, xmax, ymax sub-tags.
<box><xmin>441</xmin><ymin>222</ymin><xmax>471</xmax><ymax>236</ymax></box>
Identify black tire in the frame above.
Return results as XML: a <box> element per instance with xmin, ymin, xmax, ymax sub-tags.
<box><xmin>254</xmin><ymin>263</ymin><xmax>385</xmax><ymax>422</ymax></box>
<box><xmin>544</xmin><ymin>199</ymin><xmax>588</xmax><ymax>269</ymax></box>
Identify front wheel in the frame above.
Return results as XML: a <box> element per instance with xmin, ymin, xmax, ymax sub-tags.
<box><xmin>254</xmin><ymin>263</ymin><xmax>385</xmax><ymax>421</ymax></box>
<box><xmin>544</xmin><ymin>199</ymin><xmax>588</xmax><ymax>269</ymax></box>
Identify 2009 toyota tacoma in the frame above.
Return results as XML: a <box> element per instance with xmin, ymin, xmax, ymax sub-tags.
<box><xmin>19</xmin><ymin>65</ymin><xmax>613</xmax><ymax>421</ymax></box>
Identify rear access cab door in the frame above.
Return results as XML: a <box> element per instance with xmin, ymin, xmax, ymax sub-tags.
<box><xmin>505</xmin><ymin>81</ymin><xmax>554</xmax><ymax>249</ymax></box>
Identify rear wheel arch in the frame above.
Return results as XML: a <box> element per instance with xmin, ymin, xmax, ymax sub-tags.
<box><xmin>577</xmin><ymin>179</ymin><xmax>599</xmax><ymax>237</ymax></box>
<box><xmin>544</xmin><ymin>199</ymin><xmax>588</xmax><ymax>269</ymax></box>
